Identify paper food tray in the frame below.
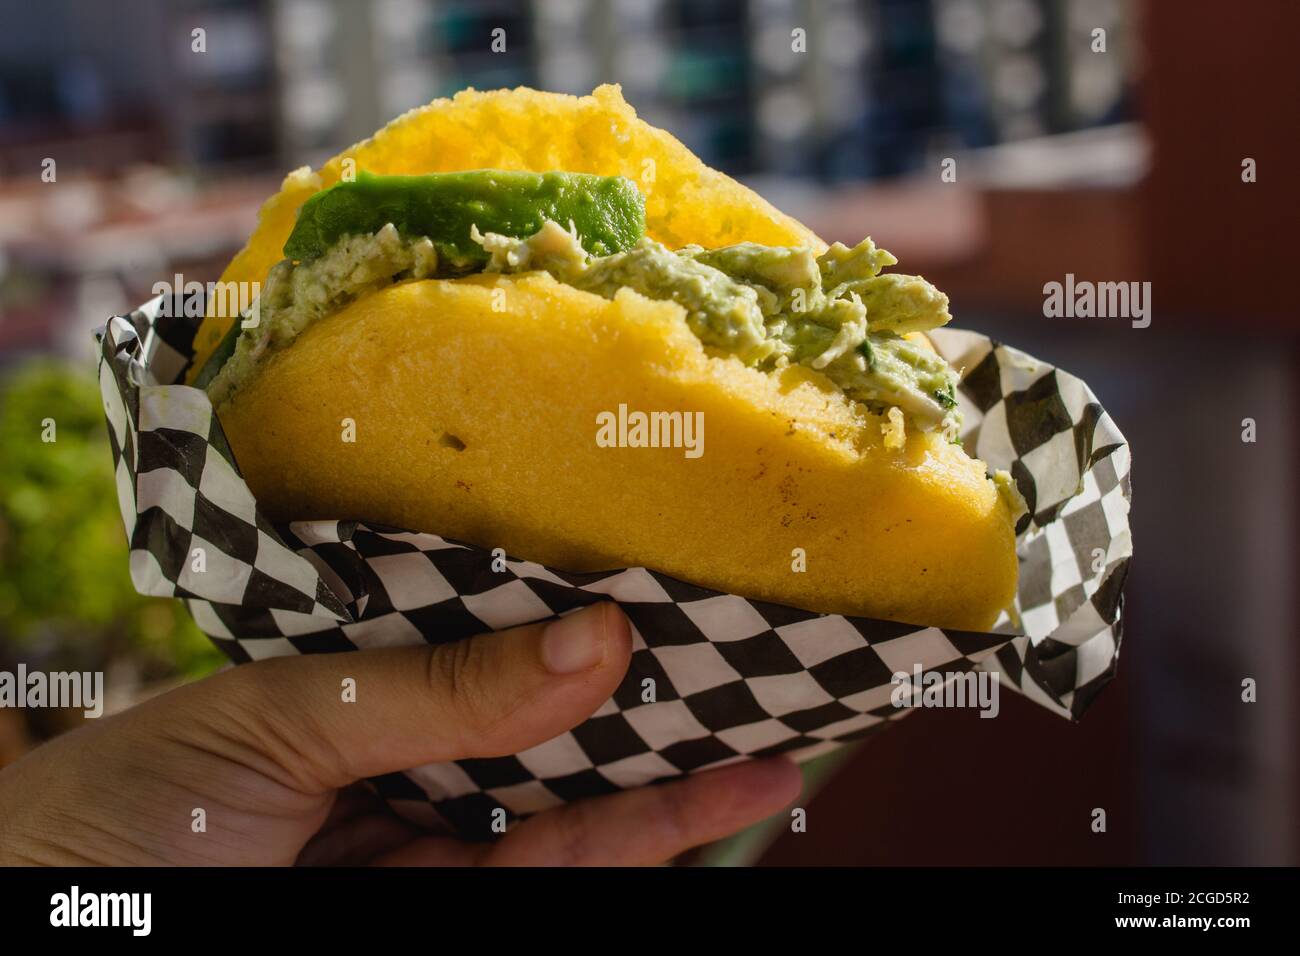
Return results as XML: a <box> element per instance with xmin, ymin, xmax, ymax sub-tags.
<box><xmin>97</xmin><ymin>294</ymin><xmax>1132</xmax><ymax>838</ymax></box>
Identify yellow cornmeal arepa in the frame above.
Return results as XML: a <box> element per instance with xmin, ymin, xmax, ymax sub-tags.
<box><xmin>196</xmin><ymin>85</ymin><xmax>1019</xmax><ymax>631</ymax></box>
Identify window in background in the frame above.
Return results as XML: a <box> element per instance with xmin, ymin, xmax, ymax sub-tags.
<box><xmin>0</xmin><ymin>0</ymin><xmax>1136</xmax><ymax>179</ymax></box>
<box><xmin>169</xmin><ymin>0</ymin><xmax>278</xmax><ymax>167</ymax></box>
<box><xmin>255</xmin><ymin>0</ymin><xmax>1139</xmax><ymax>177</ymax></box>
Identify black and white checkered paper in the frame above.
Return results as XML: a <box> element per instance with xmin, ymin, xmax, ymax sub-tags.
<box><xmin>98</xmin><ymin>296</ymin><xmax>1131</xmax><ymax>839</ymax></box>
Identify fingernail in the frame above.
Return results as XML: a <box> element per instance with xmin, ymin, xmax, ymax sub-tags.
<box><xmin>541</xmin><ymin>604</ymin><xmax>609</xmax><ymax>675</ymax></box>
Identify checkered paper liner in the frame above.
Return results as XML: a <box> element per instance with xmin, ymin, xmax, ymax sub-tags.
<box><xmin>97</xmin><ymin>296</ymin><xmax>1131</xmax><ymax>838</ymax></box>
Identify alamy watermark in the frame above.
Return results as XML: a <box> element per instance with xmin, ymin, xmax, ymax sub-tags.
<box><xmin>1043</xmin><ymin>274</ymin><xmax>1151</xmax><ymax>328</ymax></box>
<box><xmin>50</xmin><ymin>886</ymin><xmax>150</xmax><ymax>936</ymax></box>
<box><xmin>0</xmin><ymin>664</ymin><xmax>103</xmax><ymax>718</ymax></box>
<box><xmin>891</xmin><ymin>665</ymin><xmax>999</xmax><ymax>718</ymax></box>
<box><xmin>595</xmin><ymin>404</ymin><xmax>704</xmax><ymax>459</ymax></box>
<box><xmin>152</xmin><ymin>274</ymin><xmax>261</xmax><ymax>327</ymax></box>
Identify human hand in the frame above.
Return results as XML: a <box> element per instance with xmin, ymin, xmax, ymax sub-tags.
<box><xmin>0</xmin><ymin>603</ymin><xmax>801</xmax><ymax>866</ymax></box>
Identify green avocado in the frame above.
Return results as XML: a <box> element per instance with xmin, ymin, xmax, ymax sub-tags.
<box><xmin>283</xmin><ymin>170</ymin><xmax>646</xmax><ymax>264</ymax></box>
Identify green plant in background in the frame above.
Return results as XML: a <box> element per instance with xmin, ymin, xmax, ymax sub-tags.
<box><xmin>0</xmin><ymin>360</ymin><xmax>222</xmax><ymax>683</ymax></box>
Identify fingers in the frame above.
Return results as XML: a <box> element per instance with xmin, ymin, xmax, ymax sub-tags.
<box><xmin>484</xmin><ymin>757</ymin><xmax>802</xmax><ymax>866</ymax></box>
<box><xmin>372</xmin><ymin>834</ymin><xmax>487</xmax><ymax>867</ymax></box>
<box><xmin>297</xmin><ymin>807</ymin><xmax>419</xmax><ymax>866</ymax></box>
<box><xmin>191</xmin><ymin>602</ymin><xmax>632</xmax><ymax>791</ymax></box>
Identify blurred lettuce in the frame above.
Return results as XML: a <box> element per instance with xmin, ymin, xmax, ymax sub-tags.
<box><xmin>0</xmin><ymin>360</ymin><xmax>222</xmax><ymax>680</ymax></box>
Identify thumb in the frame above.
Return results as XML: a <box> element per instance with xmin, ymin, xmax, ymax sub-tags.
<box><xmin>191</xmin><ymin>602</ymin><xmax>633</xmax><ymax>791</ymax></box>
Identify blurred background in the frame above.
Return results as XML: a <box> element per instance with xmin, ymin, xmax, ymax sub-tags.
<box><xmin>0</xmin><ymin>0</ymin><xmax>1296</xmax><ymax>864</ymax></box>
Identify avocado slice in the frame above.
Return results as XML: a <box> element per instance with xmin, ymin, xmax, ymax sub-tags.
<box><xmin>283</xmin><ymin>170</ymin><xmax>646</xmax><ymax>264</ymax></box>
